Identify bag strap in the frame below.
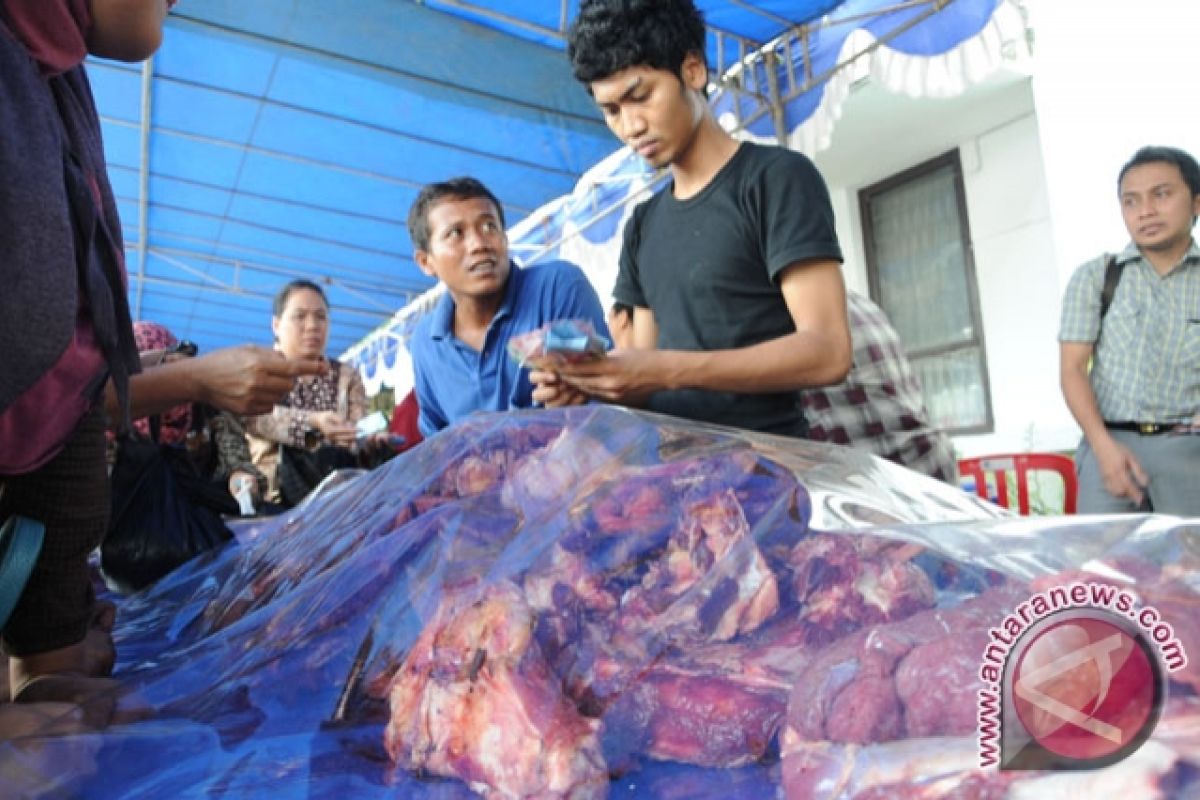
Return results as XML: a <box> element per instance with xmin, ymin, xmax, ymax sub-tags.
<box><xmin>0</xmin><ymin>516</ymin><xmax>45</xmax><ymax>632</ymax></box>
<box><xmin>1099</xmin><ymin>254</ymin><xmax>1124</xmax><ymax>320</ymax></box>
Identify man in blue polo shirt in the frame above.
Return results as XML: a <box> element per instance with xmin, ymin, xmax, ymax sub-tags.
<box><xmin>407</xmin><ymin>177</ymin><xmax>609</xmax><ymax>436</ymax></box>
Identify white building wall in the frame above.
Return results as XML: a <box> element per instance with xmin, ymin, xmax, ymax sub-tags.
<box><xmin>1029</xmin><ymin>0</ymin><xmax>1200</xmax><ymax>280</ymax></box>
<box><xmin>828</xmin><ymin>189</ymin><xmax>868</xmax><ymax>294</ymax></box>
<box><xmin>955</xmin><ymin>112</ymin><xmax>1075</xmax><ymax>456</ymax></box>
<box><xmin>817</xmin><ymin>78</ymin><xmax>1070</xmax><ymax>459</ymax></box>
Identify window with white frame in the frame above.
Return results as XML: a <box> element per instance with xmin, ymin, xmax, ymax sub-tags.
<box><xmin>859</xmin><ymin>150</ymin><xmax>993</xmax><ymax>434</ymax></box>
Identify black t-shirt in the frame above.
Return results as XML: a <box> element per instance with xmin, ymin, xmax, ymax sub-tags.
<box><xmin>613</xmin><ymin>142</ymin><xmax>842</xmax><ymax>435</ymax></box>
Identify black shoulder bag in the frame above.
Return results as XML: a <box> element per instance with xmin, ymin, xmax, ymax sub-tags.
<box><xmin>1099</xmin><ymin>254</ymin><xmax>1124</xmax><ymax>321</ymax></box>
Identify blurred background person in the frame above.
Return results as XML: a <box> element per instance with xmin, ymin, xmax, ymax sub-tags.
<box><xmin>801</xmin><ymin>292</ymin><xmax>957</xmax><ymax>482</ymax></box>
<box><xmin>123</xmin><ymin>321</ymin><xmax>265</xmax><ymax>507</ymax></box>
<box><xmin>245</xmin><ymin>280</ymin><xmax>389</xmax><ymax>507</ymax></box>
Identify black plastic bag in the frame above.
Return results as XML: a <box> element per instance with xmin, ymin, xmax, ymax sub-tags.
<box><xmin>102</xmin><ymin>436</ymin><xmax>235</xmax><ymax>594</ymax></box>
<box><xmin>276</xmin><ymin>444</ymin><xmax>357</xmax><ymax>508</ymax></box>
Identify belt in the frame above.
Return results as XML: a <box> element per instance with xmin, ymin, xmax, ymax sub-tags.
<box><xmin>1105</xmin><ymin>421</ymin><xmax>1176</xmax><ymax>435</ymax></box>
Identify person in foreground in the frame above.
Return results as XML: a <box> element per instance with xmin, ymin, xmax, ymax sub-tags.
<box><xmin>407</xmin><ymin>177</ymin><xmax>609</xmax><ymax>436</ymax></box>
<box><xmin>803</xmin><ymin>292</ymin><xmax>957</xmax><ymax>482</ymax></box>
<box><xmin>534</xmin><ymin>0</ymin><xmax>851</xmax><ymax>437</ymax></box>
<box><xmin>1059</xmin><ymin>145</ymin><xmax>1200</xmax><ymax>515</ymax></box>
<box><xmin>0</xmin><ymin>0</ymin><xmax>321</xmax><ymax>737</ymax></box>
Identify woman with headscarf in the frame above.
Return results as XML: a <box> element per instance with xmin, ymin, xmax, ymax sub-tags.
<box><xmin>0</xmin><ymin>1</ymin><xmax>325</xmax><ymax>735</ymax></box>
<box><xmin>0</xmin><ymin>0</ymin><xmax>169</xmax><ymax>716</ymax></box>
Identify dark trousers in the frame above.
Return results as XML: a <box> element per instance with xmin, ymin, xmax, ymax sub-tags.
<box><xmin>1</xmin><ymin>406</ymin><xmax>108</xmax><ymax>656</ymax></box>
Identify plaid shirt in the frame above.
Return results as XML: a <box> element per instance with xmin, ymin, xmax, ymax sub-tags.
<box><xmin>1059</xmin><ymin>241</ymin><xmax>1200</xmax><ymax>423</ymax></box>
<box><xmin>802</xmin><ymin>292</ymin><xmax>958</xmax><ymax>482</ymax></box>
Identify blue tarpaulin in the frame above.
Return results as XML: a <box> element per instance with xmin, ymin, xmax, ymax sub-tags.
<box><xmin>5</xmin><ymin>406</ymin><xmax>1198</xmax><ymax>798</ymax></box>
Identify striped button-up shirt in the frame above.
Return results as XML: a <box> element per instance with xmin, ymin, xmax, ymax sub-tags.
<box><xmin>1059</xmin><ymin>241</ymin><xmax>1200</xmax><ymax>423</ymax></box>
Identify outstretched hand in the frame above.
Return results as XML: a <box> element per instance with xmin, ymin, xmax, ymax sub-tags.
<box><xmin>191</xmin><ymin>346</ymin><xmax>326</xmax><ymax>415</ymax></box>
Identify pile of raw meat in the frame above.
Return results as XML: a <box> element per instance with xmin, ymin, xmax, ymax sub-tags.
<box><xmin>6</xmin><ymin>406</ymin><xmax>1200</xmax><ymax>799</ymax></box>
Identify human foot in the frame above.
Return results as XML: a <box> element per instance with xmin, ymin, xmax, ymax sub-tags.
<box><xmin>0</xmin><ymin>700</ymin><xmax>97</xmax><ymax>739</ymax></box>
<box><xmin>10</xmin><ymin>674</ymin><xmax>121</xmax><ymax>730</ymax></box>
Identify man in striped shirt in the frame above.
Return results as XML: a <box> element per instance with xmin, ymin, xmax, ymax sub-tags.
<box><xmin>1059</xmin><ymin>145</ymin><xmax>1200</xmax><ymax>515</ymax></box>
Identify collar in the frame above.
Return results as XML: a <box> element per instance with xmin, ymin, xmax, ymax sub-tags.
<box><xmin>1119</xmin><ymin>239</ymin><xmax>1200</xmax><ymax>269</ymax></box>
<box><xmin>429</xmin><ymin>261</ymin><xmax>522</xmax><ymax>342</ymax></box>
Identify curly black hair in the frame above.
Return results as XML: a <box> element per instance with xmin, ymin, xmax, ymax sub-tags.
<box><xmin>567</xmin><ymin>0</ymin><xmax>707</xmax><ymax>86</ymax></box>
<box><xmin>407</xmin><ymin>177</ymin><xmax>506</xmax><ymax>253</ymax></box>
<box><xmin>1119</xmin><ymin>146</ymin><xmax>1200</xmax><ymax>199</ymax></box>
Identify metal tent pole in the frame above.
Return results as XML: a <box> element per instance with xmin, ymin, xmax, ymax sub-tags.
<box><xmin>133</xmin><ymin>56</ymin><xmax>154</xmax><ymax>319</ymax></box>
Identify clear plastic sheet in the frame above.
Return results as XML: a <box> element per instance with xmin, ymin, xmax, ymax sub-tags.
<box><xmin>3</xmin><ymin>405</ymin><xmax>1198</xmax><ymax>799</ymax></box>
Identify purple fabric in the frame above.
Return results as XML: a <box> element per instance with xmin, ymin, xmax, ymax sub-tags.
<box><xmin>0</xmin><ymin>3</ymin><xmax>140</xmax><ymax>472</ymax></box>
<box><xmin>1</xmin><ymin>0</ymin><xmax>89</xmax><ymax>73</ymax></box>
<box><xmin>0</xmin><ymin>318</ymin><xmax>106</xmax><ymax>474</ymax></box>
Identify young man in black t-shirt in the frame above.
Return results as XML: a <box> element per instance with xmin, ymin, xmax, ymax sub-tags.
<box><xmin>533</xmin><ymin>0</ymin><xmax>851</xmax><ymax>437</ymax></box>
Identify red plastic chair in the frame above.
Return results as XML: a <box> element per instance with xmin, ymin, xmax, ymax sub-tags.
<box><xmin>957</xmin><ymin>453</ymin><xmax>1078</xmax><ymax>515</ymax></box>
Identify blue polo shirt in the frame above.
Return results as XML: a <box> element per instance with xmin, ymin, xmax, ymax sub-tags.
<box><xmin>411</xmin><ymin>260</ymin><xmax>609</xmax><ymax>436</ymax></box>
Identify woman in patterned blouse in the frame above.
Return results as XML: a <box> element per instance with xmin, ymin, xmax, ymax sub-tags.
<box><xmin>244</xmin><ymin>280</ymin><xmax>371</xmax><ymax>504</ymax></box>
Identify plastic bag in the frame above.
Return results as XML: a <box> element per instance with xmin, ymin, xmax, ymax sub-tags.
<box><xmin>12</xmin><ymin>406</ymin><xmax>1200</xmax><ymax>798</ymax></box>
<box><xmin>507</xmin><ymin>319</ymin><xmax>609</xmax><ymax>367</ymax></box>
<box><xmin>101</xmin><ymin>437</ymin><xmax>235</xmax><ymax>594</ymax></box>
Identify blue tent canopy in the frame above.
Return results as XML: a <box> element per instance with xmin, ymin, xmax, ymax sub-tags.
<box><xmin>92</xmin><ymin>0</ymin><xmax>1013</xmax><ymax>358</ymax></box>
